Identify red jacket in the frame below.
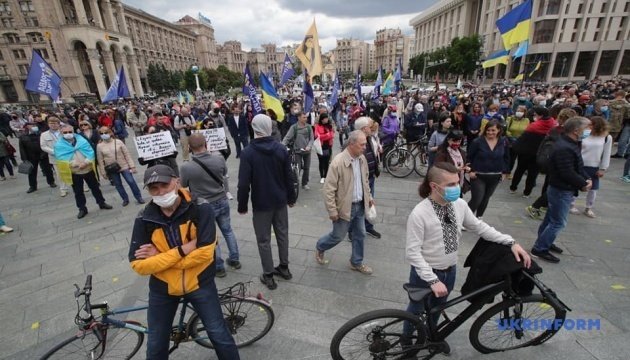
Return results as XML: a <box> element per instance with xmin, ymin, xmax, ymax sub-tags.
<box><xmin>525</xmin><ymin>117</ymin><xmax>557</xmax><ymax>136</ymax></box>
<box><xmin>98</xmin><ymin>114</ymin><xmax>113</xmax><ymax>128</ymax></box>
<box><xmin>315</xmin><ymin>124</ymin><xmax>334</xmax><ymax>147</ymax></box>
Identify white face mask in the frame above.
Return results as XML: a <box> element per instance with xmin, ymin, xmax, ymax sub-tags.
<box><xmin>101</xmin><ymin>134</ymin><xmax>111</xmax><ymax>141</ymax></box>
<box><xmin>515</xmin><ymin>112</ymin><xmax>524</xmax><ymax>118</ymax></box>
<box><xmin>63</xmin><ymin>133</ymin><xmax>74</xmax><ymax>140</ymax></box>
<box><xmin>152</xmin><ymin>190</ymin><xmax>178</xmax><ymax>208</ymax></box>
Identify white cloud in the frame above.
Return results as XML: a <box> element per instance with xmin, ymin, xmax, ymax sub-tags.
<box><xmin>123</xmin><ymin>0</ymin><xmax>424</xmax><ymax>51</ymax></box>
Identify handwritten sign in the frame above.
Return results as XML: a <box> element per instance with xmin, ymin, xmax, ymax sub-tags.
<box><xmin>134</xmin><ymin>131</ymin><xmax>176</xmax><ymax>161</ymax></box>
<box><xmin>192</xmin><ymin>128</ymin><xmax>228</xmax><ymax>151</ymax></box>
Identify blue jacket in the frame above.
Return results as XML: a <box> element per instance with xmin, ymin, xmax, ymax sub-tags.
<box><xmin>237</xmin><ymin>137</ymin><xmax>296</xmax><ymax>212</ymax></box>
<box><xmin>548</xmin><ymin>135</ymin><xmax>589</xmax><ymax>194</ymax></box>
<box><xmin>113</xmin><ymin>119</ymin><xmax>128</xmax><ymax>139</ymax></box>
<box><xmin>226</xmin><ymin>114</ymin><xmax>249</xmax><ymax>139</ymax></box>
<box><xmin>467</xmin><ymin>136</ymin><xmax>510</xmax><ymax>174</ymax></box>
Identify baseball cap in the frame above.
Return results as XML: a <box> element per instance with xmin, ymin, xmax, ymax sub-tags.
<box><xmin>143</xmin><ymin>165</ymin><xmax>177</xmax><ymax>187</ymax></box>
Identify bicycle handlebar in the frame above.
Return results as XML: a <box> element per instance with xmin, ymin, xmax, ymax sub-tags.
<box><xmin>84</xmin><ymin>274</ymin><xmax>92</xmax><ymax>292</ymax></box>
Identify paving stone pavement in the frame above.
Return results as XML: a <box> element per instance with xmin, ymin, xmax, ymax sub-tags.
<box><xmin>1</xmin><ymin>134</ymin><xmax>629</xmax><ymax>359</ymax></box>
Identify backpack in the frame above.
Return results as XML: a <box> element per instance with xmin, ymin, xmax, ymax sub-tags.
<box><xmin>536</xmin><ymin>135</ymin><xmax>556</xmax><ymax>174</ymax></box>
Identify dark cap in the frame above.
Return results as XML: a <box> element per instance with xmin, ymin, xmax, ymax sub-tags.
<box><xmin>143</xmin><ymin>165</ymin><xmax>177</xmax><ymax>187</ymax></box>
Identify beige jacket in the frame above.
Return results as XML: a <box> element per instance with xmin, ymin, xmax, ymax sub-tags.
<box><xmin>323</xmin><ymin>149</ymin><xmax>372</xmax><ymax>221</ymax></box>
<box><xmin>96</xmin><ymin>139</ymin><xmax>135</xmax><ymax>176</ymax></box>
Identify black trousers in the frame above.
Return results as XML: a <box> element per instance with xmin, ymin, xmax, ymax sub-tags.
<box><xmin>71</xmin><ymin>171</ymin><xmax>106</xmax><ymax>210</ymax></box>
<box><xmin>28</xmin><ymin>157</ymin><xmax>55</xmax><ymax>189</ymax></box>
<box><xmin>317</xmin><ymin>150</ymin><xmax>332</xmax><ymax>178</ymax></box>
<box><xmin>468</xmin><ymin>174</ymin><xmax>502</xmax><ymax>217</ymax></box>
<box><xmin>510</xmin><ymin>153</ymin><xmax>539</xmax><ymax>196</ymax></box>
<box><xmin>532</xmin><ymin>175</ymin><xmax>550</xmax><ymax>209</ymax></box>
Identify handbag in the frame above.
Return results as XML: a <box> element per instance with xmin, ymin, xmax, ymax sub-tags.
<box><xmin>18</xmin><ymin>161</ymin><xmax>34</xmax><ymax>174</ymax></box>
<box><xmin>366</xmin><ymin>204</ymin><xmax>378</xmax><ymax>224</ymax></box>
<box><xmin>220</xmin><ymin>137</ymin><xmax>232</xmax><ymax>160</ymax></box>
<box><xmin>313</xmin><ymin>137</ymin><xmax>323</xmax><ymax>155</ymax></box>
<box><xmin>104</xmin><ymin>140</ymin><xmax>122</xmax><ymax>175</ymax></box>
<box><xmin>5</xmin><ymin>142</ymin><xmax>16</xmax><ymax>155</ymax></box>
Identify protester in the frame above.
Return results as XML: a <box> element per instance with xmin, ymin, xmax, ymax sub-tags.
<box><xmin>404</xmin><ymin>103</ymin><xmax>428</xmax><ymax>146</ymax></box>
<box><xmin>138</xmin><ymin>126</ymin><xmax>180</xmax><ymax>177</ymax></box>
<box><xmin>610</xmin><ymin>90</ymin><xmax>630</xmax><ymax>158</ymax></box>
<box><xmin>113</xmin><ymin>110</ymin><xmax>128</xmax><ymax>144</ymax></box>
<box><xmin>282</xmin><ymin>111</ymin><xmax>314</xmax><ymax>190</ymax></box>
<box><xmin>352</xmin><ymin>117</ymin><xmax>381</xmax><ymax>239</ymax></box>
<box><xmin>315</xmin><ymin>113</ymin><xmax>334</xmax><ymax>183</ymax></box>
<box><xmin>181</xmin><ymin>133</ymin><xmax>241</xmax><ymax>278</ymax></box>
<box><xmin>505</xmin><ymin>105</ymin><xmax>531</xmax><ymax>176</ymax></box>
<box><xmin>39</xmin><ymin>115</ymin><xmax>69</xmax><ymax>197</ymax></box>
<box><xmin>19</xmin><ymin>122</ymin><xmax>56</xmax><ymax>193</ymax></box>
<box><xmin>335</xmin><ymin>102</ymin><xmax>349</xmax><ymax>146</ymax></box>
<box><xmin>174</xmin><ymin>107</ymin><xmax>196</xmax><ymax>162</ymax></box>
<box><xmin>464</xmin><ymin>102</ymin><xmax>483</xmax><ymax>145</ymax></box>
<box><xmin>238</xmin><ymin>114</ymin><xmax>296</xmax><ymax>290</ymax></box>
<box><xmin>315</xmin><ymin>130</ymin><xmax>374</xmax><ymax>274</ymax></box>
<box><xmin>380</xmin><ymin>105</ymin><xmax>400</xmax><ymax>155</ymax></box>
<box><xmin>435</xmin><ymin>130</ymin><xmax>470</xmax><ymax>192</ymax></box>
<box><xmin>531</xmin><ymin>117</ymin><xmax>592</xmax><ymax>263</ymax></box>
<box><xmin>129</xmin><ymin>165</ymin><xmax>240</xmax><ymax>360</ymax></box>
<box><xmin>127</xmin><ymin>105</ymin><xmax>148</xmax><ymax>136</ymax></box>
<box><xmin>428</xmin><ymin>113</ymin><xmax>453</xmax><ymax>168</ymax></box>
<box><xmin>0</xmin><ymin>132</ymin><xmax>15</xmax><ymax>181</ymax></box>
<box><xmin>466</xmin><ymin>120</ymin><xmax>510</xmax><ymax>218</ymax></box>
<box><xmin>96</xmin><ymin>126</ymin><xmax>145</xmax><ymax>207</ymax></box>
<box><xmin>226</xmin><ymin>104</ymin><xmax>249</xmax><ymax>158</ymax></box>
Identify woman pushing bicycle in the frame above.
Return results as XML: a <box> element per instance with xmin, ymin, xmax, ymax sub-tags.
<box><xmin>404</xmin><ymin>162</ymin><xmax>531</xmax><ymax>335</ymax></box>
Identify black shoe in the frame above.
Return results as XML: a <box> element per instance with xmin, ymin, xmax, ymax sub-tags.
<box><xmin>611</xmin><ymin>154</ymin><xmax>622</xmax><ymax>159</ymax></box>
<box><xmin>137</xmin><ymin>199</ymin><xmax>146</xmax><ymax>204</ymax></box>
<box><xmin>216</xmin><ymin>268</ymin><xmax>227</xmax><ymax>278</ymax></box>
<box><xmin>49</xmin><ymin>183</ymin><xmax>57</xmax><ymax>188</ymax></box>
<box><xmin>226</xmin><ymin>259</ymin><xmax>242</xmax><ymax>269</ymax></box>
<box><xmin>273</xmin><ymin>266</ymin><xmax>293</xmax><ymax>280</ymax></box>
<box><xmin>366</xmin><ymin>229</ymin><xmax>381</xmax><ymax>239</ymax></box>
<box><xmin>26</xmin><ymin>187</ymin><xmax>37</xmax><ymax>193</ymax></box>
<box><xmin>531</xmin><ymin>248</ymin><xmax>560</xmax><ymax>263</ymax></box>
<box><xmin>549</xmin><ymin>244</ymin><xmax>564</xmax><ymax>254</ymax></box>
<box><xmin>77</xmin><ymin>208</ymin><xmax>88</xmax><ymax>219</ymax></box>
<box><xmin>260</xmin><ymin>274</ymin><xmax>277</xmax><ymax>290</ymax></box>
<box><xmin>99</xmin><ymin>203</ymin><xmax>113</xmax><ymax>210</ymax></box>
<box><xmin>122</xmin><ymin>200</ymin><xmax>129</xmax><ymax>207</ymax></box>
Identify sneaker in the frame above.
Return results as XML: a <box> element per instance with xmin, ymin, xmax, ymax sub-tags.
<box><xmin>137</xmin><ymin>199</ymin><xmax>146</xmax><ymax>204</ymax></box>
<box><xmin>366</xmin><ymin>229</ymin><xmax>381</xmax><ymax>239</ymax></box>
<box><xmin>611</xmin><ymin>154</ymin><xmax>623</xmax><ymax>159</ymax></box>
<box><xmin>531</xmin><ymin>248</ymin><xmax>560</xmax><ymax>263</ymax></box>
<box><xmin>226</xmin><ymin>259</ymin><xmax>242</xmax><ymax>269</ymax></box>
<box><xmin>226</xmin><ymin>192</ymin><xmax>234</xmax><ymax>200</ymax></box>
<box><xmin>0</xmin><ymin>177</ymin><xmax>5</xmax><ymax>181</ymax></box>
<box><xmin>216</xmin><ymin>268</ymin><xmax>227</xmax><ymax>278</ymax></box>
<box><xmin>122</xmin><ymin>200</ymin><xmax>129</xmax><ymax>207</ymax></box>
<box><xmin>302</xmin><ymin>184</ymin><xmax>310</xmax><ymax>190</ymax></box>
<box><xmin>583</xmin><ymin>208</ymin><xmax>596</xmax><ymax>218</ymax></box>
<box><xmin>522</xmin><ymin>194</ymin><xmax>530</xmax><ymax>198</ymax></box>
<box><xmin>315</xmin><ymin>249</ymin><xmax>328</xmax><ymax>264</ymax></box>
<box><xmin>350</xmin><ymin>262</ymin><xmax>373</xmax><ymax>275</ymax></box>
<box><xmin>569</xmin><ymin>207</ymin><xmax>580</xmax><ymax>215</ymax></box>
<box><xmin>622</xmin><ymin>175</ymin><xmax>630</xmax><ymax>183</ymax></box>
<box><xmin>526</xmin><ymin>206</ymin><xmax>543</xmax><ymax>220</ymax></box>
<box><xmin>539</xmin><ymin>207</ymin><xmax>548</xmax><ymax>213</ymax></box>
<box><xmin>60</xmin><ymin>190</ymin><xmax>68</xmax><ymax>197</ymax></box>
<box><xmin>26</xmin><ymin>187</ymin><xmax>36</xmax><ymax>193</ymax></box>
<box><xmin>49</xmin><ymin>183</ymin><xmax>57</xmax><ymax>188</ymax></box>
<box><xmin>549</xmin><ymin>244</ymin><xmax>564</xmax><ymax>254</ymax></box>
<box><xmin>273</xmin><ymin>266</ymin><xmax>293</xmax><ymax>280</ymax></box>
<box><xmin>320</xmin><ymin>178</ymin><xmax>325</xmax><ymax>184</ymax></box>
<box><xmin>509</xmin><ymin>189</ymin><xmax>516</xmax><ymax>194</ymax></box>
<box><xmin>260</xmin><ymin>274</ymin><xmax>277</xmax><ymax>290</ymax></box>
<box><xmin>0</xmin><ymin>225</ymin><xmax>13</xmax><ymax>233</ymax></box>
<box><xmin>9</xmin><ymin>175</ymin><xmax>15</xmax><ymax>179</ymax></box>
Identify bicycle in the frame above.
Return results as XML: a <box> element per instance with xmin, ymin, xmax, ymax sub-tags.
<box><xmin>384</xmin><ymin>135</ymin><xmax>429</xmax><ymax>178</ymax></box>
<box><xmin>40</xmin><ymin>275</ymin><xmax>275</xmax><ymax>359</ymax></box>
<box><xmin>288</xmin><ymin>147</ymin><xmax>301</xmax><ymax>201</ymax></box>
<box><xmin>330</xmin><ymin>269</ymin><xmax>570</xmax><ymax>359</ymax></box>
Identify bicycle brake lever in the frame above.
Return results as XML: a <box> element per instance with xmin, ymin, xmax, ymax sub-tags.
<box><xmin>74</xmin><ymin>284</ymin><xmax>81</xmax><ymax>298</ymax></box>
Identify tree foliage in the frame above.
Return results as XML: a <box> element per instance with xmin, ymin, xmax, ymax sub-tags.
<box><xmin>408</xmin><ymin>35</ymin><xmax>482</xmax><ymax>81</ymax></box>
<box><xmin>147</xmin><ymin>63</ymin><xmax>244</xmax><ymax>94</ymax></box>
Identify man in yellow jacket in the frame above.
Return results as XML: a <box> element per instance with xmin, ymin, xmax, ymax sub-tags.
<box><xmin>129</xmin><ymin>164</ymin><xmax>239</xmax><ymax>359</ymax></box>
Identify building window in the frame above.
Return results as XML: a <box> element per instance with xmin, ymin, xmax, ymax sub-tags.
<box><xmin>620</xmin><ymin>50</ymin><xmax>630</xmax><ymax>74</ymax></box>
<box><xmin>577</xmin><ymin>3</ymin><xmax>583</xmax><ymax>13</ymax></box>
<box><xmin>18</xmin><ymin>64</ymin><xmax>29</xmax><ymax>74</ymax></box>
<box><xmin>26</xmin><ymin>31</ymin><xmax>43</xmax><ymax>42</ymax></box>
<box><xmin>35</xmin><ymin>48</ymin><xmax>48</xmax><ymax>59</ymax></box>
<box><xmin>596</xmin><ymin>17</ymin><xmax>604</xmax><ymax>28</ymax></box>
<box><xmin>1</xmin><ymin>17</ymin><xmax>14</xmax><ymax>28</ymax></box>
<box><xmin>625</xmin><ymin>1</ymin><xmax>629</xmax><ymax>12</ymax></box>
<box><xmin>24</xmin><ymin>16</ymin><xmax>37</xmax><ymax>26</ymax></box>
<box><xmin>601</xmin><ymin>0</ymin><xmax>609</xmax><ymax>12</ymax></box>
<box><xmin>19</xmin><ymin>1</ymin><xmax>34</xmax><ymax>12</ymax></box>
<box><xmin>547</xmin><ymin>0</ymin><xmax>561</xmax><ymax>14</ymax></box>
<box><xmin>0</xmin><ymin>65</ymin><xmax>6</xmax><ymax>75</ymax></box>
<box><xmin>574</xmin><ymin>51</ymin><xmax>596</xmax><ymax>77</ymax></box>
<box><xmin>533</xmin><ymin>20</ymin><xmax>557</xmax><ymax>43</ymax></box>
<box><xmin>588</xmin><ymin>1</ymin><xmax>594</xmax><ymax>13</ymax></box>
<box><xmin>4</xmin><ymin>32</ymin><xmax>18</xmax><ymax>43</ymax></box>
<box><xmin>0</xmin><ymin>2</ymin><xmax>11</xmax><ymax>13</ymax></box>
<box><xmin>13</xmin><ymin>49</ymin><xmax>26</xmax><ymax>59</ymax></box>
<box><xmin>597</xmin><ymin>50</ymin><xmax>618</xmax><ymax>75</ymax></box>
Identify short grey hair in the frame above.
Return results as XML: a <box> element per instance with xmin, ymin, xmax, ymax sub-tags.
<box><xmin>563</xmin><ymin>116</ymin><xmax>590</xmax><ymax>134</ymax></box>
<box><xmin>347</xmin><ymin>130</ymin><xmax>366</xmax><ymax>145</ymax></box>
<box><xmin>353</xmin><ymin>116</ymin><xmax>371</xmax><ymax>130</ymax></box>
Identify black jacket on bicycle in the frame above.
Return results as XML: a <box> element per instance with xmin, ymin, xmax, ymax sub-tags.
<box><xmin>404</xmin><ymin>112</ymin><xmax>427</xmax><ymax>142</ymax></box>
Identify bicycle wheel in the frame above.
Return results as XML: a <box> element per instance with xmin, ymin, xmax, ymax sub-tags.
<box><xmin>330</xmin><ymin>309</ymin><xmax>427</xmax><ymax>360</ymax></box>
<box><xmin>385</xmin><ymin>148</ymin><xmax>414</xmax><ymax>178</ymax></box>
<box><xmin>414</xmin><ymin>150</ymin><xmax>428</xmax><ymax>177</ymax></box>
<box><xmin>469</xmin><ymin>294</ymin><xmax>566</xmax><ymax>354</ymax></box>
<box><xmin>190</xmin><ymin>297</ymin><xmax>275</xmax><ymax>349</ymax></box>
<box><xmin>40</xmin><ymin>321</ymin><xmax>143</xmax><ymax>359</ymax></box>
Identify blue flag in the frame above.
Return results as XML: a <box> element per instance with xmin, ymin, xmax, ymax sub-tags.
<box><xmin>25</xmin><ymin>50</ymin><xmax>62</xmax><ymax>100</ymax></box>
<box><xmin>355</xmin><ymin>66</ymin><xmax>362</xmax><ymax>105</ymax></box>
<box><xmin>513</xmin><ymin>40</ymin><xmax>528</xmax><ymax>59</ymax></box>
<box><xmin>372</xmin><ymin>65</ymin><xmax>383</xmax><ymax>100</ymax></box>
<box><xmin>243</xmin><ymin>64</ymin><xmax>263</xmax><ymax>115</ymax></box>
<box><xmin>102</xmin><ymin>66</ymin><xmax>130</xmax><ymax>103</ymax></box>
<box><xmin>394</xmin><ymin>57</ymin><xmax>402</xmax><ymax>93</ymax></box>
<box><xmin>279</xmin><ymin>53</ymin><xmax>295</xmax><ymax>86</ymax></box>
<box><xmin>329</xmin><ymin>70</ymin><xmax>340</xmax><ymax>108</ymax></box>
<box><xmin>303</xmin><ymin>69</ymin><xmax>314</xmax><ymax>113</ymax></box>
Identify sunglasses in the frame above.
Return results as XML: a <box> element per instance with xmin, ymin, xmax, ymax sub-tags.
<box><xmin>99</xmin><ymin>132</ymin><xmax>109</xmax><ymax>135</ymax></box>
<box><xmin>62</xmin><ymin>131</ymin><xmax>74</xmax><ymax>134</ymax></box>
<box><xmin>80</xmin><ymin>124</ymin><xmax>89</xmax><ymax>127</ymax></box>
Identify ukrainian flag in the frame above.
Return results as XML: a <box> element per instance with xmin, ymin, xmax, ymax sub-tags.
<box><xmin>496</xmin><ymin>0</ymin><xmax>532</xmax><ymax>50</ymax></box>
<box><xmin>529</xmin><ymin>60</ymin><xmax>541</xmax><ymax>76</ymax></box>
<box><xmin>382</xmin><ymin>72</ymin><xmax>395</xmax><ymax>95</ymax></box>
<box><xmin>514</xmin><ymin>73</ymin><xmax>524</xmax><ymax>82</ymax></box>
<box><xmin>259</xmin><ymin>72</ymin><xmax>285</xmax><ymax>121</ymax></box>
<box><xmin>482</xmin><ymin>50</ymin><xmax>510</xmax><ymax>68</ymax></box>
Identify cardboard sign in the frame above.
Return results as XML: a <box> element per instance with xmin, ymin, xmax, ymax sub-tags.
<box><xmin>134</xmin><ymin>131</ymin><xmax>176</xmax><ymax>161</ymax></box>
<box><xmin>193</xmin><ymin>128</ymin><xmax>228</xmax><ymax>151</ymax></box>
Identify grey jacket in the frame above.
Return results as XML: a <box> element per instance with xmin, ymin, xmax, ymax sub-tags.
<box><xmin>180</xmin><ymin>152</ymin><xmax>227</xmax><ymax>203</ymax></box>
<box><xmin>282</xmin><ymin>123</ymin><xmax>314</xmax><ymax>153</ymax></box>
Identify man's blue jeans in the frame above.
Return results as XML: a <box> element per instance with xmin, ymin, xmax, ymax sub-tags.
<box><xmin>616</xmin><ymin>124</ymin><xmax>630</xmax><ymax>156</ymax></box>
<box><xmin>403</xmin><ymin>266</ymin><xmax>456</xmax><ymax>337</ymax></box>
<box><xmin>146</xmin><ymin>279</ymin><xmax>240</xmax><ymax>359</ymax></box>
<box><xmin>110</xmin><ymin>169</ymin><xmax>143</xmax><ymax>202</ymax></box>
<box><xmin>533</xmin><ymin>186</ymin><xmax>574</xmax><ymax>252</ymax></box>
<box><xmin>317</xmin><ymin>202</ymin><xmax>365</xmax><ymax>266</ymax></box>
<box><xmin>208</xmin><ymin>198</ymin><xmax>239</xmax><ymax>270</ymax></box>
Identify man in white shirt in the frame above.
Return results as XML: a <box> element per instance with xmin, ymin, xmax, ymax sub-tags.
<box><xmin>39</xmin><ymin>115</ymin><xmax>67</xmax><ymax>196</ymax></box>
<box><xmin>173</xmin><ymin>107</ymin><xmax>196</xmax><ymax>161</ymax></box>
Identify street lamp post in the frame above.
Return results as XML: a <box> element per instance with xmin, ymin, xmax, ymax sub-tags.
<box><xmin>191</xmin><ymin>65</ymin><xmax>201</xmax><ymax>92</ymax></box>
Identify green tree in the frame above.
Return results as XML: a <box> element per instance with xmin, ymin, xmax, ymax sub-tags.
<box><xmin>446</xmin><ymin>35</ymin><xmax>482</xmax><ymax>79</ymax></box>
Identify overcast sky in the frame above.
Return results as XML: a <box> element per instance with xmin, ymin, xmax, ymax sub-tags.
<box><xmin>123</xmin><ymin>0</ymin><xmax>437</xmax><ymax>52</ymax></box>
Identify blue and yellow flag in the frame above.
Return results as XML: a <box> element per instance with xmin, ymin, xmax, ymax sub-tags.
<box><xmin>382</xmin><ymin>72</ymin><xmax>395</xmax><ymax>95</ymax></box>
<box><xmin>259</xmin><ymin>72</ymin><xmax>285</xmax><ymax>122</ymax></box>
<box><xmin>482</xmin><ymin>50</ymin><xmax>510</xmax><ymax>68</ymax></box>
<box><xmin>513</xmin><ymin>73</ymin><xmax>524</xmax><ymax>82</ymax></box>
<box><xmin>513</xmin><ymin>41</ymin><xmax>528</xmax><ymax>59</ymax></box>
<box><xmin>496</xmin><ymin>0</ymin><xmax>532</xmax><ymax>50</ymax></box>
<box><xmin>529</xmin><ymin>60</ymin><xmax>541</xmax><ymax>77</ymax></box>
<box><xmin>177</xmin><ymin>92</ymin><xmax>185</xmax><ymax>104</ymax></box>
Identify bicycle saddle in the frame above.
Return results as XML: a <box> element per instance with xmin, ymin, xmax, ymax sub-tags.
<box><xmin>403</xmin><ymin>283</ymin><xmax>433</xmax><ymax>302</ymax></box>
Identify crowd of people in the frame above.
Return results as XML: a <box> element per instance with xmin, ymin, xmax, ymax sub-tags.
<box><xmin>0</xmin><ymin>76</ymin><xmax>629</xmax><ymax>359</ymax></box>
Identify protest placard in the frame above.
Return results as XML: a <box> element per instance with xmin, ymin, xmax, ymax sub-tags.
<box><xmin>134</xmin><ymin>131</ymin><xmax>176</xmax><ymax>161</ymax></box>
<box><xmin>192</xmin><ymin>128</ymin><xmax>228</xmax><ymax>151</ymax></box>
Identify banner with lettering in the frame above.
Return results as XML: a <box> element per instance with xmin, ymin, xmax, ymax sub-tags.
<box><xmin>192</xmin><ymin>128</ymin><xmax>228</xmax><ymax>152</ymax></box>
<box><xmin>134</xmin><ymin>131</ymin><xmax>176</xmax><ymax>161</ymax></box>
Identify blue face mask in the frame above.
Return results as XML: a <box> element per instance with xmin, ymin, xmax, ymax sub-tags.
<box><xmin>581</xmin><ymin>129</ymin><xmax>591</xmax><ymax>140</ymax></box>
<box><xmin>436</xmin><ymin>183</ymin><xmax>461</xmax><ymax>202</ymax></box>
